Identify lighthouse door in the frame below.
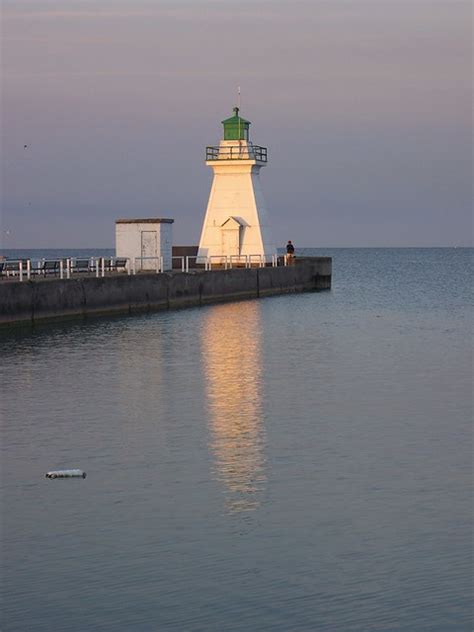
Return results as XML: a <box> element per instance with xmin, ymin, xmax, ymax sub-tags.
<box><xmin>221</xmin><ymin>228</ymin><xmax>239</xmax><ymax>259</ymax></box>
<box><xmin>141</xmin><ymin>231</ymin><xmax>157</xmax><ymax>270</ymax></box>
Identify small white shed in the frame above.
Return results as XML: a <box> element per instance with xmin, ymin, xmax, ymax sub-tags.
<box><xmin>115</xmin><ymin>218</ymin><xmax>174</xmax><ymax>271</ymax></box>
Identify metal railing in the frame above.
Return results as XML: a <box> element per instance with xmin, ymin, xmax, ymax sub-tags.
<box><xmin>206</xmin><ymin>145</ymin><xmax>268</xmax><ymax>162</ymax></box>
<box><xmin>0</xmin><ymin>257</ymin><xmax>133</xmax><ymax>281</ymax></box>
<box><xmin>0</xmin><ymin>253</ymin><xmax>291</xmax><ymax>281</ymax></box>
<box><xmin>195</xmin><ymin>254</ymin><xmax>279</xmax><ymax>270</ymax></box>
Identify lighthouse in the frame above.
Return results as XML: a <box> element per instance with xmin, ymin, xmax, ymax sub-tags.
<box><xmin>197</xmin><ymin>107</ymin><xmax>276</xmax><ymax>264</ymax></box>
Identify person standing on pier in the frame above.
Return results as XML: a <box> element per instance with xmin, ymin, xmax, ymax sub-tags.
<box><xmin>286</xmin><ymin>240</ymin><xmax>295</xmax><ymax>264</ymax></box>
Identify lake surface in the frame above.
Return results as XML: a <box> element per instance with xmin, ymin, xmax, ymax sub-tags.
<box><xmin>1</xmin><ymin>248</ymin><xmax>472</xmax><ymax>631</ymax></box>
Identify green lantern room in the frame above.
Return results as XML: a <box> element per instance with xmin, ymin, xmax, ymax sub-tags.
<box><xmin>222</xmin><ymin>107</ymin><xmax>250</xmax><ymax>141</ymax></box>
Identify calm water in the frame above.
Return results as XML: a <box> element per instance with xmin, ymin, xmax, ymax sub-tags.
<box><xmin>1</xmin><ymin>248</ymin><xmax>472</xmax><ymax>631</ymax></box>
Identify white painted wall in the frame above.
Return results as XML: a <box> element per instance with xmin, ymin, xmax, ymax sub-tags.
<box><xmin>198</xmin><ymin>140</ymin><xmax>276</xmax><ymax>262</ymax></box>
<box><xmin>115</xmin><ymin>220</ymin><xmax>173</xmax><ymax>270</ymax></box>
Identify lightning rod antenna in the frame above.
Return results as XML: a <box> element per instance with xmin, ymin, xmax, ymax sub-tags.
<box><xmin>237</xmin><ymin>86</ymin><xmax>241</xmax><ymax>142</ymax></box>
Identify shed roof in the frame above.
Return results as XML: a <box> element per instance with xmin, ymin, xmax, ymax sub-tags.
<box><xmin>115</xmin><ymin>218</ymin><xmax>174</xmax><ymax>224</ymax></box>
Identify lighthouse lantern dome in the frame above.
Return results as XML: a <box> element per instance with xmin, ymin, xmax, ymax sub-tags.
<box><xmin>221</xmin><ymin>107</ymin><xmax>250</xmax><ymax>141</ymax></box>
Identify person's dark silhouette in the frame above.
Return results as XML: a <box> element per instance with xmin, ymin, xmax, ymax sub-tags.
<box><xmin>286</xmin><ymin>240</ymin><xmax>295</xmax><ymax>264</ymax></box>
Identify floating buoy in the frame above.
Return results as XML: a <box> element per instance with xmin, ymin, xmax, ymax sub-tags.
<box><xmin>45</xmin><ymin>469</ymin><xmax>86</xmax><ymax>479</ymax></box>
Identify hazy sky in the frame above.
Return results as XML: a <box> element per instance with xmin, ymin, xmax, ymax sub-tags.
<box><xmin>1</xmin><ymin>0</ymin><xmax>472</xmax><ymax>248</ymax></box>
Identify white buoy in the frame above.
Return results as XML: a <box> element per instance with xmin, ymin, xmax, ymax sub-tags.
<box><xmin>45</xmin><ymin>469</ymin><xmax>86</xmax><ymax>479</ymax></box>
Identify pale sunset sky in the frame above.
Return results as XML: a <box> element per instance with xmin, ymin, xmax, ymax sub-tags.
<box><xmin>1</xmin><ymin>0</ymin><xmax>472</xmax><ymax>248</ymax></box>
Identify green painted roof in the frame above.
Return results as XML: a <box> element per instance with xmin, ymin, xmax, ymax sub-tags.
<box><xmin>221</xmin><ymin>107</ymin><xmax>251</xmax><ymax>126</ymax></box>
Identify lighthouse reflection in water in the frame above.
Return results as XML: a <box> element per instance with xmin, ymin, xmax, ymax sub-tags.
<box><xmin>201</xmin><ymin>301</ymin><xmax>266</xmax><ymax>514</ymax></box>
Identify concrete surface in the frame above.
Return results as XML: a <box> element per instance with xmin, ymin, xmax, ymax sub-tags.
<box><xmin>0</xmin><ymin>257</ymin><xmax>331</xmax><ymax>328</ymax></box>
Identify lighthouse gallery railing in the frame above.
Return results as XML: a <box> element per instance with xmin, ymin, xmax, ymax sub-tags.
<box><xmin>206</xmin><ymin>145</ymin><xmax>268</xmax><ymax>162</ymax></box>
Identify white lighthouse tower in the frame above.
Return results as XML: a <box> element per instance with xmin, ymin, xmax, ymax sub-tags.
<box><xmin>197</xmin><ymin>107</ymin><xmax>276</xmax><ymax>264</ymax></box>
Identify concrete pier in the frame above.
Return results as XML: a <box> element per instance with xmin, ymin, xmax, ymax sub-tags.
<box><xmin>0</xmin><ymin>257</ymin><xmax>331</xmax><ymax>328</ymax></box>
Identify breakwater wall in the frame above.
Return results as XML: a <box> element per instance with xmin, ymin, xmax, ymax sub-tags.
<box><xmin>0</xmin><ymin>257</ymin><xmax>331</xmax><ymax>327</ymax></box>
